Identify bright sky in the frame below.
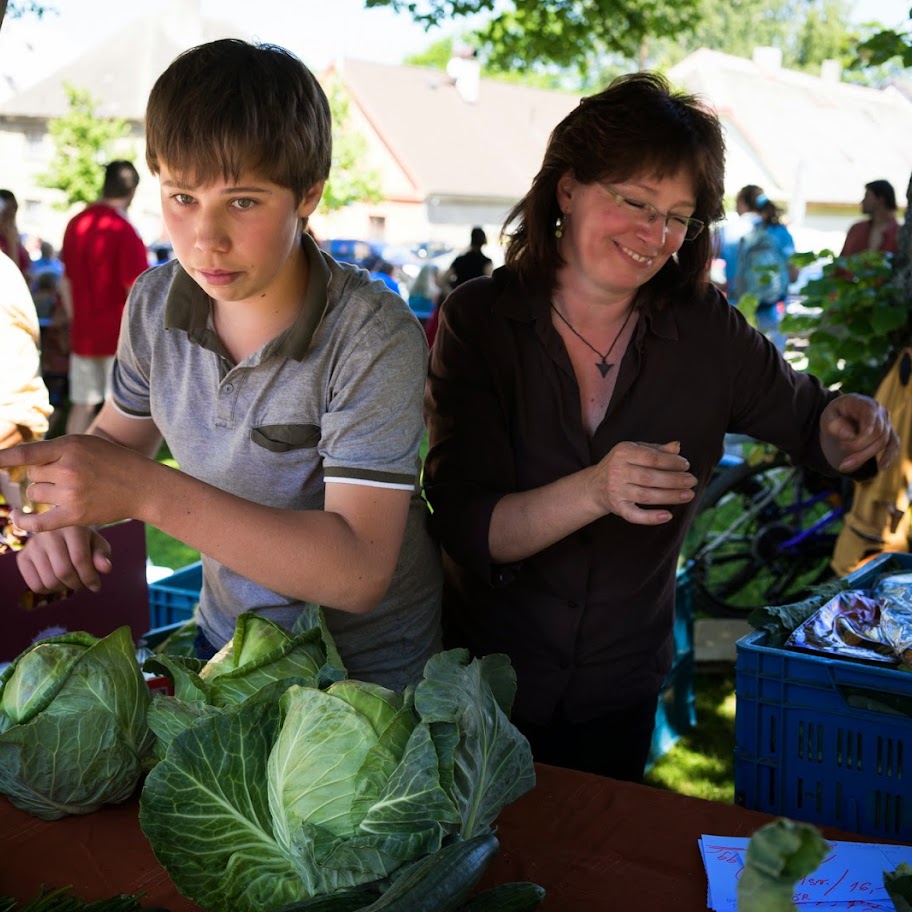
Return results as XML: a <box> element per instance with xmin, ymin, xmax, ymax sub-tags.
<box><xmin>0</xmin><ymin>0</ymin><xmax>909</xmax><ymax>98</ymax></box>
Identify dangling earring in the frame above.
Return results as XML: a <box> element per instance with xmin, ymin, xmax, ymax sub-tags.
<box><xmin>555</xmin><ymin>213</ymin><xmax>565</xmax><ymax>239</ymax></box>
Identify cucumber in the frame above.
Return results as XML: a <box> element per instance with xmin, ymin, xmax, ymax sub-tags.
<box><xmin>277</xmin><ymin>890</ymin><xmax>375</xmax><ymax>912</ymax></box>
<box><xmin>459</xmin><ymin>881</ymin><xmax>546</xmax><ymax>911</ymax></box>
<box><xmin>359</xmin><ymin>832</ymin><xmax>500</xmax><ymax>912</ymax></box>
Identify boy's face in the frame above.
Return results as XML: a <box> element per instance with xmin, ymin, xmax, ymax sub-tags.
<box><xmin>158</xmin><ymin>165</ymin><xmax>323</xmax><ymax>309</ymax></box>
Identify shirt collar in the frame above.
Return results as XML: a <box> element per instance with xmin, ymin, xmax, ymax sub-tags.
<box><xmin>490</xmin><ymin>264</ymin><xmax>680</xmax><ymax>342</ymax></box>
<box><xmin>163</xmin><ymin>232</ymin><xmax>332</xmax><ymax>361</ymax></box>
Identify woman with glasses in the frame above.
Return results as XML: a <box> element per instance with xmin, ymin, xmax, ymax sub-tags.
<box><xmin>423</xmin><ymin>72</ymin><xmax>897</xmax><ymax>782</ymax></box>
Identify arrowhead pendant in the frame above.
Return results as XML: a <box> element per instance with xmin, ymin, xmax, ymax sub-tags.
<box><xmin>596</xmin><ymin>361</ymin><xmax>611</xmax><ymax>378</ymax></box>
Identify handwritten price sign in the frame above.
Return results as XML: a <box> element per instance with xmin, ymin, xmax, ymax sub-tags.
<box><xmin>700</xmin><ymin>836</ymin><xmax>912</xmax><ymax>911</ymax></box>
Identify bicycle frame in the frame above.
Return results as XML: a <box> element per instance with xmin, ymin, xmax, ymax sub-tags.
<box><xmin>688</xmin><ymin>454</ymin><xmax>846</xmax><ymax>615</ymax></box>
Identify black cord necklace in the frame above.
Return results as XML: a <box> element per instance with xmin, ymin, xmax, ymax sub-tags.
<box><xmin>551</xmin><ymin>302</ymin><xmax>634</xmax><ymax>378</ymax></box>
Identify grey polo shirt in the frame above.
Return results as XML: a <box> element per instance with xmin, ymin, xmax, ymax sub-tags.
<box><xmin>111</xmin><ymin>234</ymin><xmax>441</xmax><ymax>691</ymax></box>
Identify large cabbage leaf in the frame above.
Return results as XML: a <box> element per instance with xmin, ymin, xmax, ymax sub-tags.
<box><xmin>140</xmin><ymin>685</ymin><xmax>305</xmax><ymax>912</ymax></box>
<box><xmin>415</xmin><ymin>649</ymin><xmax>535</xmax><ymax>837</ymax></box>
<box><xmin>0</xmin><ymin>626</ymin><xmax>153</xmax><ymax>820</ymax></box>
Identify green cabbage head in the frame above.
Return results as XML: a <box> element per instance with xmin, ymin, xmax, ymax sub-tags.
<box><xmin>0</xmin><ymin>626</ymin><xmax>153</xmax><ymax>820</ymax></box>
<box><xmin>140</xmin><ymin>649</ymin><xmax>535</xmax><ymax>912</ymax></box>
<box><xmin>143</xmin><ymin>609</ymin><xmax>346</xmax><ymax>763</ymax></box>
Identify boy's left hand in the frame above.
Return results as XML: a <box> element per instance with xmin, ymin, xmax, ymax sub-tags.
<box><xmin>819</xmin><ymin>393</ymin><xmax>899</xmax><ymax>475</ymax></box>
<box><xmin>0</xmin><ymin>435</ymin><xmax>146</xmax><ymax>533</ymax></box>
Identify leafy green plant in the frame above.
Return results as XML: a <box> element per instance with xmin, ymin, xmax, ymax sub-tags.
<box><xmin>0</xmin><ymin>626</ymin><xmax>154</xmax><ymax>820</ymax></box>
<box><xmin>782</xmin><ymin>249</ymin><xmax>910</xmax><ymax>395</ymax></box>
<box><xmin>139</xmin><ymin>649</ymin><xmax>535</xmax><ymax>912</ymax></box>
<box><xmin>35</xmin><ymin>83</ymin><xmax>133</xmax><ymax>210</ymax></box>
<box><xmin>884</xmin><ymin>862</ymin><xmax>912</xmax><ymax>911</ymax></box>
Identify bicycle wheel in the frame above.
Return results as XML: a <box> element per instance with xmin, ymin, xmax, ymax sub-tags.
<box><xmin>684</xmin><ymin>457</ymin><xmax>842</xmax><ymax>618</ymax></box>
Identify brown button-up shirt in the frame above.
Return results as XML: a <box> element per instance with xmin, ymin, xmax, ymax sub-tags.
<box><xmin>424</xmin><ymin>267</ymin><xmax>838</xmax><ymax>725</ymax></box>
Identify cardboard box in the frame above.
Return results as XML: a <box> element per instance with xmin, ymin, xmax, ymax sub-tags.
<box><xmin>0</xmin><ymin>519</ymin><xmax>150</xmax><ymax>662</ymax></box>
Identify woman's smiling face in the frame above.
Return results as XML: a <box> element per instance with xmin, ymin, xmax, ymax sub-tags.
<box><xmin>556</xmin><ymin>169</ymin><xmax>697</xmax><ymax>298</ymax></box>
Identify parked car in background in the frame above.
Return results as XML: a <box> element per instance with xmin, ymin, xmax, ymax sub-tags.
<box><xmin>321</xmin><ymin>238</ymin><xmax>383</xmax><ymax>269</ymax></box>
<box><xmin>322</xmin><ymin>237</ymin><xmax>452</xmax><ymax>323</ymax></box>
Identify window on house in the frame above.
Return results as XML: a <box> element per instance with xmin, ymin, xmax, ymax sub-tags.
<box><xmin>368</xmin><ymin>216</ymin><xmax>385</xmax><ymax>243</ymax></box>
<box><xmin>24</xmin><ymin>128</ymin><xmax>47</xmax><ymax>162</ymax></box>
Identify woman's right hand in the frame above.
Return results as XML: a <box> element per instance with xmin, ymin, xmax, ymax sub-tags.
<box><xmin>589</xmin><ymin>440</ymin><xmax>697</xmax><ymax>524</ymax></box>
<box><xmin>17</xmin><ymin>526</ymin><xmax>113</xmax><ymax>595</ymax></box>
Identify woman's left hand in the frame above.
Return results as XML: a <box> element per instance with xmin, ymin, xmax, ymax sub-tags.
<box><xmin>819</xmin><ymin>394</ymin><xmax>899</xmax><ymax>475</ymax></box>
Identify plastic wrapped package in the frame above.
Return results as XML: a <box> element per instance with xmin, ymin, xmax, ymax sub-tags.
<box><xmin>785</xmin><ymin>571</ymin><xmax>912</xmax><ymax>666</ymax></box>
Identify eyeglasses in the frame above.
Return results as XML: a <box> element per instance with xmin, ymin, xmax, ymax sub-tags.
<box><xmin>600</xmin><ymin>183</ymin><xmax>705</xmax><ymax>242</ymax></box>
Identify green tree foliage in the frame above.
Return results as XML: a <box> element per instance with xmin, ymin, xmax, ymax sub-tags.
<box><xmin>406</xmin><ymin>35</ymin><xmax>456</xmax><ymax>69</ymax></box>
<box><xmin>853</xmin><ymin>11</ymin><xmax>912</xmax><ymax>68</ymax></box>
<box><xmin>366</xmin><ymin>0</ymin><xmax>702</xmax><ymax>79</ymax></box>
<box><xmin>643</xmin><ymin>0</ymin><xmax>862</xmax><ymax>76</ymax></box>
<box><xmin>3</xmin><ymin>1</ymin><xmax>54</xmax><ymax>22</ymax></box>
<box><xmin>404</xmin><ymin>35</ymin><xmax>575</xmax><ymax>89</ymax></box>
<box><xmin>35</xmin><ymin>83</ymin><xmax>131</xmax><ymax>209</ymax></box>
<box><xmin>319</xmin><ymin>79</ymin><xmax>383</xmax><ymax>214</ymax></box>
<box><xmin>379</xmin><ymin>0</ymin><xmax>896</xmax><ymax>89</ymax></box>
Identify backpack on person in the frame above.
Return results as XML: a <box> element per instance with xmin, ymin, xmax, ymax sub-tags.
<box><xmin>736</xmin><ymin>225</ymin><xmax>786</xmax><ymax>304</ymax></box>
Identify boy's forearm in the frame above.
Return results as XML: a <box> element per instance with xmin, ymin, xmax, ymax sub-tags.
<box><xmin>142</xmin><ymin>470</ymin><xmax>404</xmax><ymax>614</ymax></box>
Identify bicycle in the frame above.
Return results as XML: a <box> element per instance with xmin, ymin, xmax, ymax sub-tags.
<box><xmin>683</xmin><ymin>443</ymin><xmax>846</xmax><ymax>618</ymax></box>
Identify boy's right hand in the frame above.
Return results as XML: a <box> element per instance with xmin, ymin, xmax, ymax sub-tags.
<box><xmin>17</xmin><ymin>526</ymin><xmax>113</xmax><ymax>595</ymax></box>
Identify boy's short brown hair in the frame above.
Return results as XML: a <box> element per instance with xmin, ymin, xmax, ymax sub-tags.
<box><xmin>145</xmin><ymin>39</ymin><xmax>331</xmax><ymax>203</ymax></box>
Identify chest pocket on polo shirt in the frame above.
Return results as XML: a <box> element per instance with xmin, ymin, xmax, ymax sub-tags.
<box><xmin>250</xmin><ymin>424</ymin><xmax>321</xmax><ymax>452</ymax></box>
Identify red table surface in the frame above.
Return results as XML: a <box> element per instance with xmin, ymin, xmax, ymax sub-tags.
<box><xmin>0</xmin><ymin>763</ymin><xmax>897</xmax><ymax>911</ymax></box>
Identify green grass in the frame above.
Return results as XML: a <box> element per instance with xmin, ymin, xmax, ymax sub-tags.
<box><xmin>646</xmin><ymin>672</ymin><xmax>736</xmax><ymax>802</ymax></box>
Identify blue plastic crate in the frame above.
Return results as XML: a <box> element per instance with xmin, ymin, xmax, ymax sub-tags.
<box><xmin>648</xmin><ymin>567</ymin><xmax>697</xmax><ymax>768</ymax></box>
<box><xmin>734</xmin><ymin>552</ymin><xmax>912</xmax><ymax>839</ymax></box>
<box><xmin>147</xmin><ymin>561</ymin><xmax>202</xmax><ymax>628</ymax></box>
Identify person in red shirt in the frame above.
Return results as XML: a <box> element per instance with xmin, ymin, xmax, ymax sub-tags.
<box><xmin>0</xmin><ymin>190</ymin><xmax>33</xmax><ymax>283</ymax></box>
<box><xmin>61</xmin><ymin>161</ymin><xmax>149</xmax><ymax>434</ymax></box>
<box><xmin>840</xmin><ymin>179</ymin><xmax>900</xmax><ymax>257</ymax></box>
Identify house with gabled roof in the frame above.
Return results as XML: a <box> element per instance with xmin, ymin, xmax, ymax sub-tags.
<box><xmin>670</xmin><ymin>46</ymin><xmax>911</xmax><ymax>250</ymax></box>
<box><xmin>315</xmin><ymin>57</ymin><xmax>579</xmax><ymax>250</ymax></box>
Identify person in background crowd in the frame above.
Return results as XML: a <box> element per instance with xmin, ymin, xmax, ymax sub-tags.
<box><xmin>840</xmin><ymin>179</ymin><xmax>900</xmax><ymax>257</ymax></box>
<box><xmin>0</xmin><ymin>250</ymin><xmax>51</xmax><ymax>452</ymax></box>
<box><xmin>445</xmin><ymin>226</ymin><xmax>493</xmax><ymax>290</ymax></box>
<box><xmin>369</xmin><ymin>258</ymin><xmax>402</xmax><ymax>296</ymax></box>
<box><xmin>423</xmin><ymin>72</ymin><xmax>898</xmax><ymax>783</ymax></box>
<box><xmin>731</xmin><ymin>185</ymin><xmax>798</xmax><ymax>351</ymax></box>
<box><xmin>0</xmin><ymin>190</ymin><xmax>32</xmax><ymax>282</ymax></box>
<box><xmin>31</xmin><ymin>270</ymin><xmax>71</xmax><ymax>434</ymax></box>
<box><xmin>407</xmin><ymin>262</ymin><xmax>443</xmax><ymax>338</ymax></box>
<box><xmin>60</xmin><ymin>160</ymin><xmax>149</xmax><ymax>435</ymax></box>
<box><xmin>29</xmin><ymin>240</ymin><xmax>64</xmax><ymax>293</ymax></box>
<box><xmin>0</xmin><ymin>38</ymin><xmax>441</xmax><ymax>693</ymax></box>
<box><xmin>710</xmin><ymin>185</ymin><xmax>761</xmax><ymax>296</ymax></box>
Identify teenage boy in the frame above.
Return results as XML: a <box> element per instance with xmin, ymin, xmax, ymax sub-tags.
<box><xmin>0</xmin><ymin>39</ymin><xmax>442</xmax><ymax>691</ymax></box>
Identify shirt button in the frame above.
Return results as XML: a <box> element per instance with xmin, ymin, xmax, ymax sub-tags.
<box><xmin>223</xmin><ymin>383</ymin><xmax>234</xmax><ymax>393</ymax></box>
